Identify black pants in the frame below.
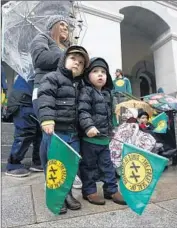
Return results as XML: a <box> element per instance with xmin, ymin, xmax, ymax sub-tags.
<box><xmin>7</xmin><ymin>106</ymin><xmax>42</xmax><ymax>170</ymax></box>
<box><xmin>80</xmin><ymin>140</ymin><xmax>118</xmax><ymax>196</ymax></box>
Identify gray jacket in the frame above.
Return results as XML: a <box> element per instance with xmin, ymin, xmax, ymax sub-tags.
<box><xmin>30</xmin><ymin>33</ymin><xmax>63</xmax><ymax>87</ymax></box>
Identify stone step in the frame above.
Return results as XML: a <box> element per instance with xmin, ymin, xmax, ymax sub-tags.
<box><xmin>1</xmin><ymin>135</ymin><xmax>14</xmax><ymax>146</ymax></box>
<box><xmin>1</xmin><ymin>122</ymin><xmax>14</xmax><ymax>132</ymax></box>
<box><xmin>1</xmin><ymin>145</ymin><xmax>33</xmax><ymax>160</ymax></box>
<box><xmin>2</xmin><ymin>122</ymin><xmax>14</xmax><ymax>145</ymax></box>
<box><xmin>1</xmin><ymin>145</ymin><xmax>33</xmax><ymax>172</ymax></box>
<box><xmin>1</xmin><ymin>122</ymin><xmax>39</xmax><ymax>172</ymax></box>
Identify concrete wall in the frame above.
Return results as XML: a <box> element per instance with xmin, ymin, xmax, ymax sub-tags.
<box><xmin>153</xmin><ymin>37</ymin><xmax>177</xmax><ymax>94</ymax></box>
<box><xmin>120</xmin><ymin>23</ymin><xmax>156</xmax><ymax>96</ymax></box>
<box><xmin>172</xmin><ymin>38</ymin><xmax>177</xmax><ymax>90</ymax></box>
<box><xmin>121</xmin><ymin>23</ymin><xmax>153</xmax><ymax>76</ymax></box>
<box><xmin>81</xmin><ymin>12</ymin><xmax>123</xmax><ymax>77</ymax></box>
<box><xmin>81</xmin><ymin>1</ymin><xmax>177</xmax><ymax>33</ymax></box>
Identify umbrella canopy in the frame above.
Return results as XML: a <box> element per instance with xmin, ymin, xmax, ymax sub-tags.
<box><xmin>115</xmin><ymin>99</ymin><xmax>154</xmax><ymax>117</ymax></box>
<box><xmin>143</xmin><ymin>93</ymin><xmax>177</xmax><ymax>112</ymax></box>
<box><xmin>2</xmin><ymin>1</ymin><xmax>86</xmax><ymax>81</ymax></box>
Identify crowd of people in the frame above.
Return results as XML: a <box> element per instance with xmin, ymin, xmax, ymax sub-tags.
<box><xmin>1</xmin><ymin>14</ymin><xmax>176</xmax><ymax>215</ymax></box>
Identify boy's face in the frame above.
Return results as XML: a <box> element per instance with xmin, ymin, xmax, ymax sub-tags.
<box><xmin>65</xmin><ymin>53</ymin><xmax>85</xmax><ymax>77</ymax></box>
<box><xmin>88</xmin><ymin>66</ymin><xmax>107</xmax><ymax>90</ymax></box>
<box><xmin>138</xmin><ymin>115</ymin><xmax>148</xmax><ymax>124</ymax></box>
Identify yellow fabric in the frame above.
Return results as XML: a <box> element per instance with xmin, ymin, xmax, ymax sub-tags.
<box><xmin>1</xmin><ymin>90</ymin><xmax>6</xmax><ymax>104</ymax></box>
<box><xmin>115</xmin><ymin>99</ymin><xmax>154</xmax><ymax>117</ymax></box>
<box><xmin>41</xmin><ymin>120</ymin><xmax>55</xmax><ymax>126</ymax></box>
<box><xmin>149</xmin><ymin>115</ymin><xmax>156</xmax><ymax>124</ymax></box>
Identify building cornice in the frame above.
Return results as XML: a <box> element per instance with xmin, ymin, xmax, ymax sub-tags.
<box><xmin>151</xmin><ymin>30</ymin><xmax>177</xmax><ymax>51</ymax></box>
<box><xmin>157</xmin><ymin>1</ymin><xmax>177</xmax><ymax>11</ymax></box>
<box><xmin>167</xmin><ymin>1</ymin><xmax>177</xmax><ymax>8</ymax></box>
<box><xmin>79</xmin><ymin>4</ymin><xmax>124</xmax><ymax>23</ymax></box>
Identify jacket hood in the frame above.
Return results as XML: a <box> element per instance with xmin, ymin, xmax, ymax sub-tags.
<box><xmin>57</xmin><ymin>51</ymin><xmax>72</xmax><ymax>79</ymax></box>
<box><xmin>83</xmin><ymin>57</ymin><xmax>113</xmax><ymax>90</ymax></box>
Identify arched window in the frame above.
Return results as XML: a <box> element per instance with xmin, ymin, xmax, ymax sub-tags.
<box><xmin>139</xmin><ymin>73</ymin><xmax>152</xmax><ymax>97</ymax></box>
<box><xmin>140</xmin><ymin>76</ymin><xmax>149</xmax><ymax>96</ymax></box>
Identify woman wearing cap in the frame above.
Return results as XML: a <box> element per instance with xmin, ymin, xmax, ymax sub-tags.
<box><xmin>30</xmin><ymin>15</ymin><xmax>70</xmax><ymax>116</ymax></box>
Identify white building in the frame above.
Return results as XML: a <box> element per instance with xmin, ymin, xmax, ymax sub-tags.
<box><xmin>80</xmin><ymin>1</ymin><xmax>177</xmax><ymax>97</ymax></box>
<box><xmin>2</xmin><ymin>1</ymin><xmax>177</xmax><ymax>98</ymax></box>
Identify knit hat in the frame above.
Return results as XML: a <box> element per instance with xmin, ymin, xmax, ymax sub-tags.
<box><xmin>66</xmin><ymin>45</ymin><xmax>90</xmax><ymax>68</ymax></box>
<box><xmin>88</xmin><ymin>59</ymin><xmax>109</xmax><ymax>73</ymax></box>
<box><xmin>46</xmin><ymin>15</ymin><xmax>69</xmax><ymax>31</ymax></box>
<box><xmin>85</xmin><ymin>57</ymin><xmax>113</xmax><ymax>90</ymax></box>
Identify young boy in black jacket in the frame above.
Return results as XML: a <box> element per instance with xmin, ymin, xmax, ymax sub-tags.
<box><xmin>78</xmin><ymin>58</ymin><xmax>126</xmax><ymax>206</ymax></box>
<box><xmin>37</xmin><ymin>45</ymin><xmax>89</xmax><ymax>214</ymax></box>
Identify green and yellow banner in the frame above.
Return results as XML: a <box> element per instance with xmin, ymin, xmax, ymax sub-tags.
<box><xmin>1</xmin><ymin>89</ymin><xmax>8</xmax><ymax>105</ymax></box>
<box><xmin>120</xmin><ymin>143</ymin><xmax>168</xmax><ymax>215</ymax></box>
<box><xmin>46</xmin><ymin>134</ymin><xmax>81</xmax><ymax>214</ymax></box>
<box><xmin>152</xmin><ymin>112</ymin><xmax>168</xmax><ymax>133</ymax></box>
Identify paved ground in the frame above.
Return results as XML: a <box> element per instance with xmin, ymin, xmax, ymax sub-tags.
<box><xmin>2</xmin><ymin>123</ymin><xmax>177</xmax><ymax>227</ymax></box>
<box><xmin>2</xmin><ymin>166</ymin><xmax>177</xmax><ymax>228</ymax></box>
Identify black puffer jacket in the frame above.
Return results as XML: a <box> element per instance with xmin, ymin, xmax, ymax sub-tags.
<box><xmin>30</xmin><ymin>33</ymin><xmax>64</xmax><ymax>87</ymax></box>
<box><xmin>37</xmin><ymin>52</ymin><xmax>82</xmax><ymax>132</ymax></box>
<box><xmin>78</xmin><ymin>58</ymin><xmax>114</xmax><ymax>136</ymax></box>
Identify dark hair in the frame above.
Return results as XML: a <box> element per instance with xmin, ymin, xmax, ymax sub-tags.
<box><xmin>116</xmin><ymin>69</ymin><xmax>123</xmax><ymax>75</ymax></box>
<box><xmin>138</xmin><ymin>111</ymin><xmax>149</xmax><ymax>119</ymax></box>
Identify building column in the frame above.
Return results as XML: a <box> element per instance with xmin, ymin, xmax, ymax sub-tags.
<box><xmin>151</xmin><ymin>30</ymin><xmax>177</xmax><ymax>94</ymax></box>
<box><xmin>80</xmin><ymin>4</ymin><xmax>124</xmax><ymax>77</ymax></box>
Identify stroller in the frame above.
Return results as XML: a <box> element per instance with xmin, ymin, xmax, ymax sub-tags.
<box><xmin>110</xmin><ymin>92</ymin><xmax>177</xmax><ymax>174</ymax></box>
<box><xmin>110</xmin><ymin>122</ymin><xmax>157</xmax><ymax>175</ymax></box>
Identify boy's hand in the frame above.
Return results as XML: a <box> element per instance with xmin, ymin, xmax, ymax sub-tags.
<box><xmin>86</xmin><ymin>127</ymin><xmax>100</xmax><ymax>137</ymax></box>
<box><xmin>42</xmin><ymin>124</ymin><xmax>55</xmax><ymax>135</ymax></box>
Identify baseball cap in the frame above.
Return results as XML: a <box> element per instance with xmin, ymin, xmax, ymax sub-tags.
<box><xmin>66</xmin><ymin>45</ymin><xmax>89</xmax><ymax>68</ymax></box>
